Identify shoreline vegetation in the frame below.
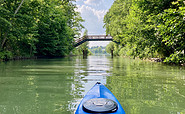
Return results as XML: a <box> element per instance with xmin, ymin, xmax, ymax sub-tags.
<box><xmin>104</xmin><ymin>0</ymin><xmax>185</xmax><ymax>66</ymax></box>
<box><xmin>0</xmin><ymin>0</ymin><xmax>84</xmax><ymax>62</ymax></box>
<box><xmin>1</xmin><ymin>0</ymin><xmax>185</xmax><ymax>66</ymax></box>
<box><xmin>145</xmin><ymin>57</ymin><xmax>184</xmax><ymax>66</ymax></box>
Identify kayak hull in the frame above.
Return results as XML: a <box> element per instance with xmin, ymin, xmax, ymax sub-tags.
<box><xmin>75</xmin><ymin>82</ymin><xmax>125</xmax><ymax>114</ymax></box>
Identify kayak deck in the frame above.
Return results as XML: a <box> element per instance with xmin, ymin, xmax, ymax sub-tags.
<box><xmin>75</xmin><ymin>82</ymin><xmax>125</xmax><ymax>114</ymax></box>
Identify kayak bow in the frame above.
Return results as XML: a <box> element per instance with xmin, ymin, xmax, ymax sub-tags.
<box><xmin>75</xmin><ymin>82</ymin><xmax>126</xmax><ymax>114</ymax></box>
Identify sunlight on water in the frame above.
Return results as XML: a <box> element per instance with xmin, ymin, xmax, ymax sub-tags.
<box><xmin>0</xmin><ymin>56</ymin><xmax>185</xmax><ymax>114</ymax></box>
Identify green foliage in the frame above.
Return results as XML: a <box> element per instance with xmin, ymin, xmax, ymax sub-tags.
<box><xmin>77</xmin><ymin>29</ymin><xmax>89</xmax><ymax>56</ymax></box>
<box><xmin>106</xmin><ymin>42</ymin><xmax>119</xmax><ymax>56</ymax></box>
<box><xmin>106</xmin><ymin>42</ymin><xmax>114</xmax><ymax>54</ymax></box>
<box><xmin>89</xmin><ymin>46</ymin><xmax>107</xmax><ymax>55</ymax></box>
<box><xmin>104</xmin><ymin>0</ymin><xmax>185</xmax><ymax>64</ymax></box>
<box><xmin>0</xmin><ymin>0</ymin><xmax>83</xmax><ymax>60</ymax></box>
<box><xmin>35</xmin><ymin>0</ymin><xmax>83</xmax><ymax>57</ymax></box>
<box><xmin>164</xmin><ymin>52</ymin><xmax>185</xmax><ymax>64</ymax></box>
<box><xmin>0</xmin><ymin>51</ymin><xmax>13</xmax><ymax>60</ymax></box>
<box><xmin>156</xmin><ymin>0</ymin><xmax>185</xmax><ymax>63</ymax></box>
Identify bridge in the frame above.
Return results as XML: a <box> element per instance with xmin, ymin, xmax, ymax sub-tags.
<box><xmin>74</xmin><ymin>35</ymin><xmax>117</xmax><ymax>47</ymax></box>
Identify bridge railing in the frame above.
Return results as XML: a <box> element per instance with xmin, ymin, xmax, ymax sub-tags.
<box><xmin>87</xmin><ymin>35</ymin><xmax>112</xmax><ymax>39</ymax></box>
<box><xmin>74</xmin><ymin>35</ymin><xmax>113</xmax><ymax>47</ymax></box>
<box><xmin>75</xmin><ymin>35</ymin><xmax>112</xmax><ymax>42</ymax></box>
<box><xmin>75</xmin><ymin>36</ymin><xmax>87</xmax><ymax>43</ymax></box>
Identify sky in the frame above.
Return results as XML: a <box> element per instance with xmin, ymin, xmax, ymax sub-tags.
<box><xmin>75</xmin><ymin>0</ymin><xmax>114</xmax><ymax>47</ymax></box>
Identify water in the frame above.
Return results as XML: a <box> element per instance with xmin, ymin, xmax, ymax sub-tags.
<box><xmin>0</xmin><ymin>55</ymin><xmax>185</xmax><ymax>114</ymax></box>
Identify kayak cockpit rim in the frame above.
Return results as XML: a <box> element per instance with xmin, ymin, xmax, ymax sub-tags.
<box><xmin>75</xmin><ymin>82</ymin><xmax>126</xmax><ymax>114</ymax></box>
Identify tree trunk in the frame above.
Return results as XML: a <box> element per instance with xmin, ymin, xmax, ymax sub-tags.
<box><xmin>111</xmin><ymin>49</ymin><xmax>113</xmax><ymax>58</ymax></box>
<box><xmin>1</xmin><ymin>0</ymin><xmax>24</xmax><ymax>50</ymax></box>
<box><xmin>83</xmin><ymin>49</ymin><xmax>88</xmax><ymax>58</ymax></box>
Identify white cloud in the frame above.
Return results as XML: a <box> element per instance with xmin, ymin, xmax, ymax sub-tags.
<box><xmin>76</xmin><ymin>5</ymin><xmax>107</xmax><ymax>35</ymax></box>
<box><xmin>84</xmin><ymin>0</ymin><xmax>103</xmax><ymax>6</ymax></box>
<box><xmin>75</xmin><ymin>0</ymin><xmax>114</xmax><ymax>46</ymax></box>
<box><xmin>77</xmin><ymin>5</ymin><xmax>107</xmax><ymax>22</ymax></box>
<box><xmin>93</xmin><ymin>9</ymin><xmax>107</xmax><ymax>22</ymax></box>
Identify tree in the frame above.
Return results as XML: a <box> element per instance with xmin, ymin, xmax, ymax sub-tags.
<box><xmin>106</xmin><ymin>42</ymin><xmax>116</xmax><ymax>57</ymax></box>
<box><xmin>156</xmin><ymin>0</ymin><xmax>185</xmax><ymax>64</ymax></box>
<box><xmin>77</xmin><ymin>29</ymin><xmax>89</xmax><ymax>57</ymax></box>
<box><xmin>0</xmin><ymin>0</ymin><xmax>38</xmax><ymax>58</ymax></box>
<box><xmin>104</xmin><ymin>0</ymin><xmax>185</xmax><ymax>64</ymax></box>
<box><xmin>0</xmin><ymin>0</ymin><xmax>84</xmax><ymax>60</ymax></box>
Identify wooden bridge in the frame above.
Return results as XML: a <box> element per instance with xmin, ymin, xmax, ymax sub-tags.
<box><xmin>74</xmin><ymin>35</ymin><xmax>116</xmax><ymax>47</ymax></box>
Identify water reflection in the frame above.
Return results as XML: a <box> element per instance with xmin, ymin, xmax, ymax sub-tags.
<box><xmin>106</xmin><ymin>57</ymin><xmax>185</xmax><ymax>114</ymax></box>
<box><xmin>74</xmin><ymin>56</ymin><xmax>111</xmax><ymax>94</ymax></box>
<box><xmin>0</xmin><ymin>56</ymin><xmax>185</xmax><ymax>114</ymax></box>
<box><xmin>0</xmin><ymin>59</ymin><xmax>77</xmax><ymax>114</ymax></box>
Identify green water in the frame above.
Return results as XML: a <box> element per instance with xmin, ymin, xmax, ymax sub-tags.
<box><xmin>0</xmin><ymin>56</ymin><xmax>185</xmax><ymax>114</ymax></box>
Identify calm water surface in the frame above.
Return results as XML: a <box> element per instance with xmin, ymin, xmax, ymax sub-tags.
<box><xmin>0</xmin><ymin>55</ymin><xmax>185</xmax><ymax>114</ymax></box>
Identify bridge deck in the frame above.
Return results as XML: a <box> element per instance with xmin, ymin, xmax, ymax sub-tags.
<box><xmin>74</xmin><ymin>35</ymin><xmax>113</xmax><ymax>47</ymax></box>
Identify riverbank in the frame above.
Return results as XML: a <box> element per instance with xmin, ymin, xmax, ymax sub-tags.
<box><xmin>0</xmin><ymin>56</ymin><xmax>37</xmax><ymax>62</ymax></box>
<box><xmin>147</xmin><ymin>57</ymin><xmax>185</xmax><ymax>66</ymax></box>
<box><xmin>1</xmin><ymin>55</ymin><xmax>184</xmax><ymax>114</ymax></box>
<box><xmin>148</xmin><ymin>58</ymin><xmax>163</xmax><ymax>62</ymax></box>
<box><xmin>121</xmin><ymin>56</ymin><xmax>185</xmax><ymax>66</ymax></box>
<box><xmin>0</xmin><ymin>54</ymin><xmax>79</xmax><ymax>62</ymax></box>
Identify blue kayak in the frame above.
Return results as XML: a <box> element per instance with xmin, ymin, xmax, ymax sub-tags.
<box><xmin>75</xmin><ymin>82</ymin><xmax>126</xmax><ymax>114</ymax></box>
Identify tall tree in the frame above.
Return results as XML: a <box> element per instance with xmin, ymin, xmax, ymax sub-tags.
<box><xmin>104</xmin><ymin>0</ymin><xmax>184</xmax><ymax>64</ymax></box>
<box><xmin>0</xmin><ymin>0</ymin><xmax>84</xmax><ymax>60</ymax></box>
<box><xmin>77</xmin><ymin>29</ymin><xmax>89</xmax><ymax>57</ymax></box>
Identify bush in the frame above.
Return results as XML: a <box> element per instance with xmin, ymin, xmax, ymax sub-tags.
<box><xmin>0</xmin><ymin>51</ymin><xmax>13</xmax><ymax>60</ymax></box>
<box><xmin>164</xmin><ymin>52</ymin><xmax>185</xmax><ymax>64</ymax></box>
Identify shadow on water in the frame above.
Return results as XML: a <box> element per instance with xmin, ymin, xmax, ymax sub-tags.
<box><xmin>0</xmin><ymin>58</ymin><xmax>81</xmax><ymax>114</ymax></box>
<box><xmin>106</xmin><ymin>57</ymin><xmax>185</xmax><ymax>114</ymax></box>
<box><xmin>0</xmin><ymin>55</ymin><xmax>185</xmax><ymax>114</ymax></box>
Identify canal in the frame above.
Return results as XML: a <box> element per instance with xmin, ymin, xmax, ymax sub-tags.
<box><xmin>0</xmin><ymin>55</ymin><xmax>185</xmax><ymax>114</ymax></box>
